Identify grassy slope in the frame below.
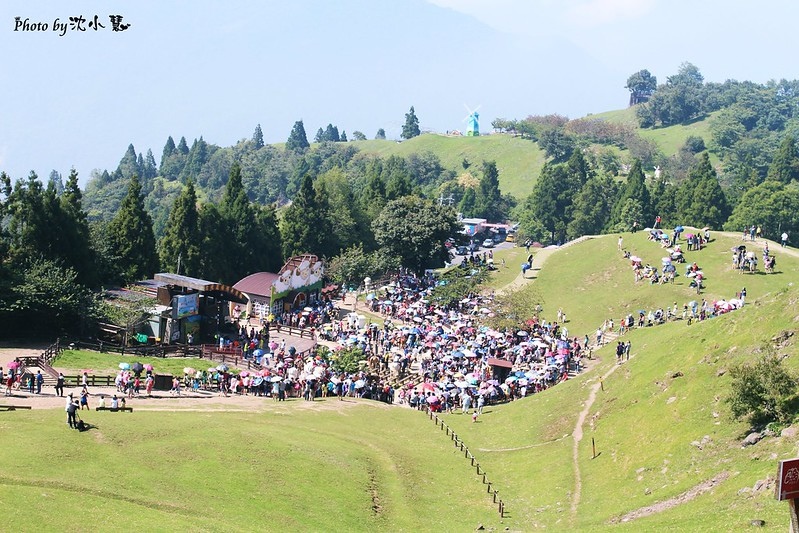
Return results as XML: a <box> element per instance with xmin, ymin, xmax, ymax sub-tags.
<box><xmin>351</xmin><ymin>134</ymin><xmax>546</xmax><ymax>199</ymax></box>
<box><xmin>4</xmin><ymin>235</ymin><xmax>797</xmax><ymax>530</ymax></box>
<box><xmin>441</xmin><ymin>232</ymin><xmax>799</xmax><ymax>530</ymax></box>
<box><xmin>591</xmin><ymin>106</ymin><xmax>720</xmax><ymax>162</ymax></box>
<box><xmin>0</xmin><ymin>402</ymin><xmax>498</xmax><ymax>532</ymax></box>
<box><xmin>347</xmin><ymin>108</ymin><xmax>718</xmax><ymax>202</ymax></box>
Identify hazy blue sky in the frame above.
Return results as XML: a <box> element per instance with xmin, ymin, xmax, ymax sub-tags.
<box><xmin>2</xmin><ymin>0</ymin><xmax>798</xmax><ymax>186</ymax></box>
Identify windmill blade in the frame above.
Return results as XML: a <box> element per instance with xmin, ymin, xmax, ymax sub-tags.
<box><xmin>472</xmin><ymin>104</ymin><xmax>482</xmax><ymax>114</ymax></box>
<box><xmin>463</xmin><ymin>103</ymin><xmax>473</xmax><ymax>115</ymax></box>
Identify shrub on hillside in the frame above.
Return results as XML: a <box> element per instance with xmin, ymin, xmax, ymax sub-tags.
<box><xmin>726</xmin><ymin>352</ymin><xmax>798</xmax><ymax>426</ymax></box>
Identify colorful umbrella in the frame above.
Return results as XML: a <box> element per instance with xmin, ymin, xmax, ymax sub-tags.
<box><xmin>119</xmin><ymin>362</ymin><xmax>130</xmax><ymax>370</ymax></box>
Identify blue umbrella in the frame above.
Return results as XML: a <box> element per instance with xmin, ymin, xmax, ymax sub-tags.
<box><xmin>253</xmin><ymin>349</ymin><xmax>264</xmax><ymax>357</ymax></box>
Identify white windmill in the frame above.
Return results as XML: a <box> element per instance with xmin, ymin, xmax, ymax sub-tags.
<box><xmin>463</xmin><ymin>104</ymin><xmax>481</xmax><ymax>136</ymax></box>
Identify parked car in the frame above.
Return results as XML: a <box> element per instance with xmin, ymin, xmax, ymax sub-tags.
<box><xmin>455</xmin><ymin>246</ymin><xmax>469</xmax><ymax>256</ymax></box>
<box><xmin>482</xmin><ymin>238</ymin><xmax>495</xmax><ymax>248</ymax></box>
<box><xmin>505</xmin><ymin>232</ymin><xmax>516</xmax><ymax>242</ymax></box>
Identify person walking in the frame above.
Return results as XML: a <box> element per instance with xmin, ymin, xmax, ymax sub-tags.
<box><xmin>55</xmin><ymin>372</ymin><xmax>65</xmax><ymax>397</ymax></box>
<box><xmin>35</xmin><ymin>371</ymin><xmax>43</xmax><ymax>394</ymax></box>
<box><xmin>79</xmin><ymin>387</ymin><xmax>89</xmax><ymax>410</ymax></box>
<box><xmin>782</xmin><ymin>231</ymin><xmax>789</xmax><ymax>247</ymax></box>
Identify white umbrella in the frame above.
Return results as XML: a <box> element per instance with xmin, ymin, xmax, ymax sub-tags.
<box><xmin>354</xmin><ymin>379</ymin><xmax>366</xmax><ymax>389</ymax></box>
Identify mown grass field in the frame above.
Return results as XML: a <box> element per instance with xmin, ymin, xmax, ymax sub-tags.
<box><xmin>0</xmin><ymin>401</ymin><xmax>499</xmax><ymax>532</ymax></box>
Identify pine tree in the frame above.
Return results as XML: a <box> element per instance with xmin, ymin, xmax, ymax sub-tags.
<box><xmin>375</xmin><ymin>128</ymin><xmax>386</xmax><ymax>140</ymax></box>
<box><xmin>677</xmin><ymin>152</ymin><xmax>729</xmax><ymax>228</ymax></box>
<box><xmin>117</xmin><ymin>144</ymin><xmax>139</xmax><ymax>179</ymax></box>
<box><xmin>252</xmin><ymin>124</ymin><xmax>265</xmax><ymax>149</ymax></box>
<box><xmin>161</xmin><ymin>136</ymin><xmax>176</xmax><ymax>169</ymax></box>
<box><xmin>108</xmin><ymin>175</ymin><xmax>159</xmax><ymax>283</ymax></box>
<box><xmin>280</xmin><ymin>174</ymin><xmax>330</xmax><ymax>258</ymax></box>
<box><xmin>219</xmin><ymin>163</ymin><xmax>257</xmax><ymax>281</ymax></box>
<box><xmin>253</xmin><ymin>204</ymin><xmax>283</xmax><ymax>273</ymax></box>
<box><xmin>401</xmin><ymin>107</ymin><xmax>421</xmax><ymax>139</ymax></box>
<box><xmin>48</xmin><ymin>170</ymin><xmax>64</xmax><ymax>195</ymax></box>
<box><xmin>177</xmin><ymin>136</ymin><xmax>190</xmax><ymax>155</ymax></box>
<box><xmin>60</xmin><ymin>169</ymin><xmax>97</xmax><ymax>286</ymax></box>
<box><xmin>286</xmin><ymin>120</ymin><xmax>310</xmax><ymax>152</ymax></box>
<box><xmin>474</xmin><ymin>161</ymin><xmax>503</xmax><ymax>221</ymax></box>
<box><xmin>767</xmin><ymin>135</ymin><xmax>799</xmax><ymax>184</ymax></box>
<box><xmin>324</xmin><ymin>124</ymin><xmax>340</xmax><ymax>142</ymax></box>
<box><xmin>158</xmin><ymin>180</ymin><xmax>201</xmax><ymax>276</ymax></box>
<box><xmin>610</xmin><ymin>160</ymin><xmax>652</xmax><ymax>228</ymax></box>
<box><xmin>144</xmin><ymin>149</ymin><xmax>158</xmax><ymax>180</ymax></box>
<box><xmin>340</xmin><ymin>130</ymin><xmax>347</xmax><ymax>142</ymax></box>
<box><xmin>314</xmin><ymin>127</ymin><xmax>324</xmax><ymax>143</ymax></box>
<box><xmin>197</xmin><ymin>203</ymin><xmax>232</xmax><ymax>282</ymax></box>
<box><xmin>458</xmin><ymin>187</ymin><xmax>477</xmax><ymax>217</ymax></box>
<box><xmin>180</xmin><ymin>137</ymin><xmax>209</xmax><ymax>183</ymax></box>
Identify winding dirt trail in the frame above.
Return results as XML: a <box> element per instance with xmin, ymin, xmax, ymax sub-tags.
<box><xmin>569</xmin><ymin>360</ymin><xmax>627</xmax><ymax>516</ymax></box>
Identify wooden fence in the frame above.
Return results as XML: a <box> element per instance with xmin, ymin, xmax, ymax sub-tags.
<box><xmin>425</xmin><ymin>409</ymin><xmax>507</xmax><ymax>518</ymax></box>
<box><xmin>269</xmin><ymin>324</ymin><xmax>316</xmax><ymax>340</ymax></box>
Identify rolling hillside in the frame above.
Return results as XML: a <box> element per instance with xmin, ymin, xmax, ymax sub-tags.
<box><xmin>352</xmin><ymin>133</ymin><xmax>546</xmax><ymax>199</ymax></box>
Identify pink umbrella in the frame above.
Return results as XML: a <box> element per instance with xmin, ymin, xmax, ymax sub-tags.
<box><xmin>240</xmin><ymin>371</ymin><xmax>250</xmax><ymax>377</ymax></box>
<box><xmin>144</xmin><ymin>364</ymin><xmax>153</xmax><ymax>371</ymax></box>
<box><xmin>269</xmin><ymin>341</ymin><xmax>278</xmax><ymax>351</ymax></box>
<box><xmin>7</xmin><ymin>361</ymin><xmax>20</xmax><ymax>369</ymax></box>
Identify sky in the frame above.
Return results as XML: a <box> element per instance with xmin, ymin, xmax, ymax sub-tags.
<box><xmin>2</xmin><ymin>0</ymin><xmax>799</xmax><ymax>187</ymax></box>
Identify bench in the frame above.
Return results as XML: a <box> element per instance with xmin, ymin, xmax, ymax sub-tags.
<box><xmin>95</xmin><ymin>406</ymin><xmax>133</xmax><ymax>412</ymax></box>
<box><xmin>0</xmin><ymin>405</ymin><xmax>32</xmax><ymax>411</ymax></box>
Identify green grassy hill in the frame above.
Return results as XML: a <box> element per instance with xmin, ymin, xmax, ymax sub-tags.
<box><xmin>352</xmin><ymin>134</ymin><xmax>546</xmax><ymax>199</ymax></box>
<box><xmin>591</xmin><ymin>106</ymin><xmax>719</xmax><ymax>161</ymax></box>
<box><xmin>440</xmin><ymin>232</ymin><xmax>799</xmax><ymax>530</ymax></box>
<box><xmin>3</xmin><ymin>233</ymin><xmax>797</xmax><ymax>531</ymax></box>
<box><xmin>349</xmin><ymin>109</ymin><xmax>717</xmax><ymax>201</ymax></box>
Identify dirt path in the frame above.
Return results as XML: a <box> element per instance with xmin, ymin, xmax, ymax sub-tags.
<box><xmin>610</xmin><ymin>472</ymin><xmax>730</xmax><ymax>523</ymax></box>
<box><xmin>497</xmin><ymin>246</ymin><xmax>558</xmax><ymax>294</ymax></box>
<box><xmin>570</xmin><ymin>356</ymin><xmax>627</xmax><ymax>517</ymax></box>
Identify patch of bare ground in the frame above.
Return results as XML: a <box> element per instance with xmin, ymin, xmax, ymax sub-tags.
<box><xmin>609</xmin><ymin>472</ymin><xmax>730</xmax><ymax>524</ymax></box>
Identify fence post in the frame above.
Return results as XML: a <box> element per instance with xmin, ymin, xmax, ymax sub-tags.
<box><xmin>487</xmin><ymin>482</ymin><xmax>492</xmax><ymax>493</ymax></box>
<box><xmin>493</xmin><ymin>490</ymin><xmax>498</xmax><ymax>503</ymax></box>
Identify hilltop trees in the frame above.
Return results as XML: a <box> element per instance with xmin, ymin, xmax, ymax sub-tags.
<box><xmin>676</xmin><ymin>153</ymin><xmax>729</xmax><ymax>229</ymax></box>
<box><xmin>626</xmin><ymin>69</ymin><xmax>657</xmax><ymax>105</ymax></box>
<box><xmin>252</xmin><ymin>124</ymin><xmax>264</xmax><ymax>149</ymax></box>
<box><xmin>107</xmin><ymin>175</ymin><xmax>159</xmax><ymax>283</ymax></box>
<box><xmin>280</xmin><ymin>174</ymin><xmax>331</xmax><ymax>259</ymax></box>
<box><xmin>217</xmin><ymin>163</ymin><xmax>282</xmax><ymax>282</ymax></box>
<box><xmin>158</xmin><ymin>180</ymin><xmax>201</xmax><ymax>276</ymax></box>
<box><xmin>402</xmin><ymin>106</ymin><xmax>421</xmax><ymax>139</ymax></box>
<box><xmin>286</xmin><ymin>120</ymin><xmax>310</xmax><ymax>152</ymax></box>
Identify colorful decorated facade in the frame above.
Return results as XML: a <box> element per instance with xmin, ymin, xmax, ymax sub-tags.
<box><xmin>232</xmin><ymin>254</ymin><xmax>325</xmax><ymax>320</ymax></box>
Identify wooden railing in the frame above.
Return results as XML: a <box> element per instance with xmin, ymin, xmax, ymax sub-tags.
<box><xmin>269</xmin><ymin>324</ymin><xmax>316</xmax><ymax>340</ymax></box>
<box><xmin>64</xmin><ymin>340</ymin><xmax>202</xmax><ymax>358</ymax></box>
